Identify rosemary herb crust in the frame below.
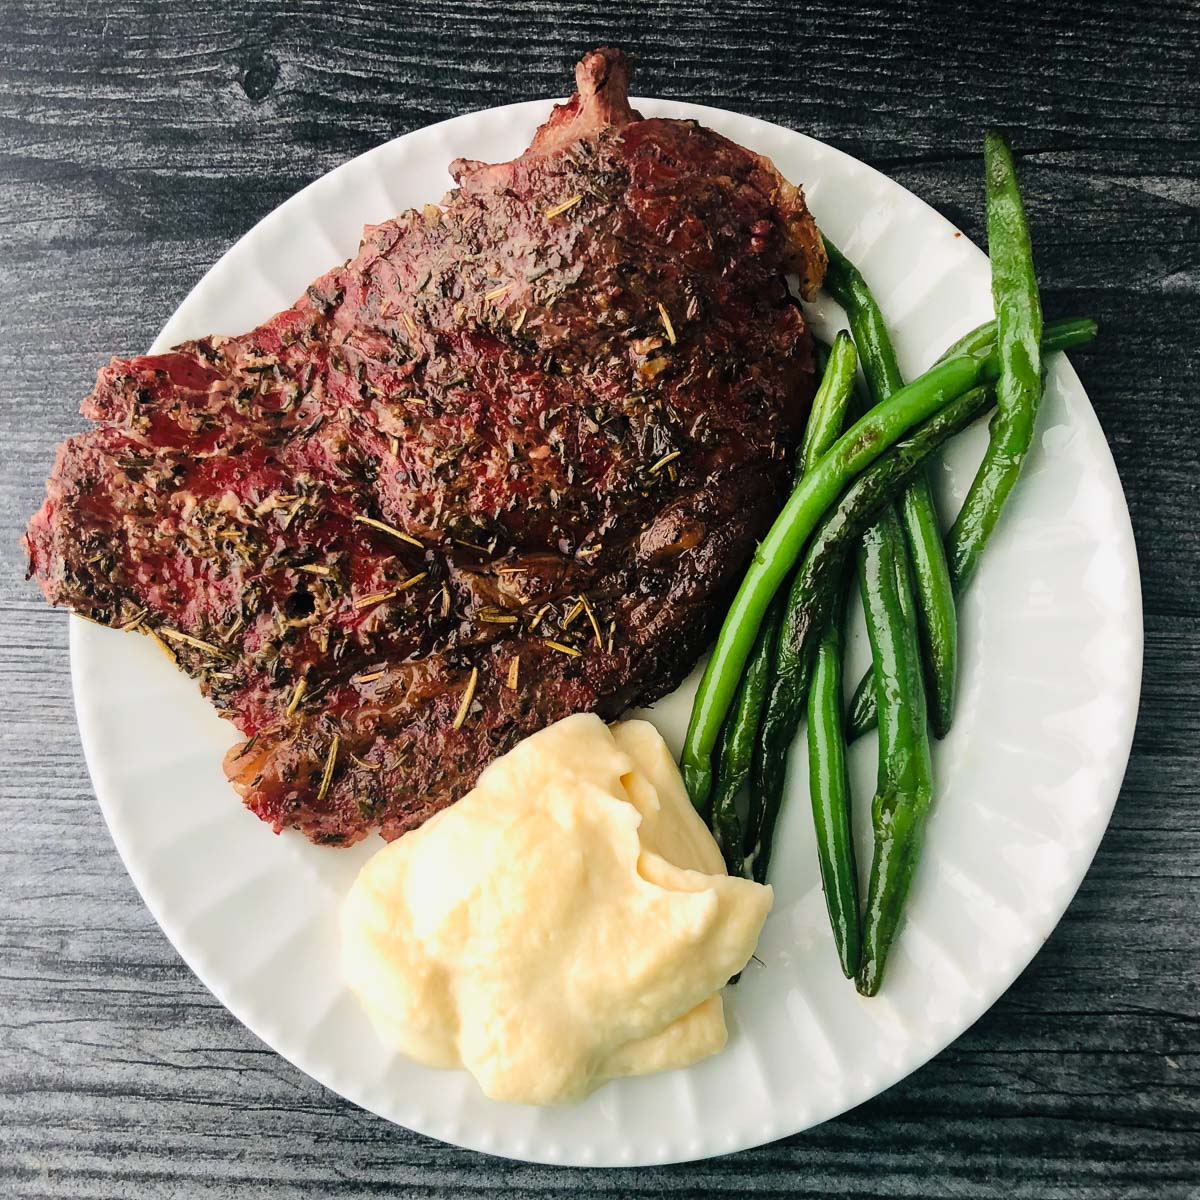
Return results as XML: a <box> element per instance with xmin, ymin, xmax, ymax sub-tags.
<box><xmin>26</xmin><ymin>48</ymin><xmax>824</xmax><ymax>845</ymax></box>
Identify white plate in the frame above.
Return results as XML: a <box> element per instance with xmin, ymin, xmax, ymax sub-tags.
<box><xmin>69</xmin><ymin>97</ymin><xmax>1142</xmax><ymax>1166</ymax></box>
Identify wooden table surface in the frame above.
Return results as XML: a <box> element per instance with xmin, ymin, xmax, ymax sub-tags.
<box><xmin>2</xmin><ymin>1</ymin><xmax>1197</xmax><ymax>1195</ymax></box>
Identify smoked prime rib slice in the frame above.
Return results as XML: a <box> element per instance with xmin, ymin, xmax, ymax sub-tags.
<box><xmin>26</xmin><ymin>49</ymin><xmax>826</xmax><ymax>845</ymax></box>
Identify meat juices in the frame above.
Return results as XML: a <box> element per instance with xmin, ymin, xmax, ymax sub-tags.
<box><xmin>26</xmin><ymin>48</ymin><xmax>826</xmax><ymax>845</ymax></box>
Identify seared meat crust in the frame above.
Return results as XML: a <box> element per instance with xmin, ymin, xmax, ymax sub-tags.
<box><xmin>26</xmin><ymin>49</ymin><xmax>825</xmax><ymax>844</ymax></box>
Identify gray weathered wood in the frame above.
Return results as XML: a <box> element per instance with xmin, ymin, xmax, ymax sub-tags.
<box><xmin>1</xmin><ymin>0</ymin><xmax>1197</xmax><ymax>1195</ymax></box>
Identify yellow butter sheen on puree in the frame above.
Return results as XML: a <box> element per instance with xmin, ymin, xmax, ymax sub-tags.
<box><xmin>340</xmin><ymin>713</ymin><xmax>773</xmax><ymax>1105</ymax></box>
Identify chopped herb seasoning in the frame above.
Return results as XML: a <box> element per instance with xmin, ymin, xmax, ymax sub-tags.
<box><xmin>280</xmin><ymin>496</ymin><xmax>307</xmax><ymax>530</ymax></box>
<box><xmin>656</xmin><ymin>301</ymin><xmax>677</xmax><ymax>345</ymax></box>
<box><xmin>580</xmin><ymin>594</ymin><xmax>603</xmax><ymax>649</ymax></box>
<box><xmin>159</xmin><ymin>627</ymin><xmax>234</xmax><ymax>660</ymax></box>
<box><xmin>121</xmin><ymin>608</ymin><xmax>148</xmax><ymax>632</ymax></box>
<box><xmin>352</xmin><ymin>514</ymin><xmax>424</xmax><ymax>547</ymax></box>
<box><xmin>478</xmin><ymin>609</ymin><xmax>519</xmax><ymax>624</ymax></box>
<box><xmin>353</xmin><ymin>590</ymin><xmax>397</xmax><ymax>610</ymax></box>
<box><xmin>316</xmin><ymin>735</ymin><xmax>340</xmax><ymax>801</ymax></box>
<box><xmin>141</xmin><ymin>628</ymin><xmax>175</xmax><ymax>667</ymax></box>
<box><xmin>452</xmin><ymin>666</ymin><xmax>479</xmax><ymax>729</ymax></box>
<box><xmin>647</xmin><ymin>449</ymin><xmax>682</xmax><ymax>476</ymax></box>
<box><xmin>285</xmin><ymin>676</ymin><xmax>308</xmax><ymax>716</ymax></box>
<box><xmin>561</xmin><ymin>598</ymin><xmax>585</xmax><ymax>629</ymax></box>
<box><xmin>232</xmin><ymin>734</ymin><xmax>259</xmax><ymax>761</ymax></box>
<box><xmin>543</xmin><ymin>193</ymin><xmax>583</xmax><ymax>220</ymax></box>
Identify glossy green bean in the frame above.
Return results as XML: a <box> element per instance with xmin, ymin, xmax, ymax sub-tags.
<box><xmin>799</xmin><ymin>334</ymin><xmax>861</xmax><ymax>973</ymax></box>
<box><xmin>678</xmin><ymin>332</ymin><xmax>975</xmax><ymax>809</ymax></box>
<box><xmin>707</xmin><ymin>333</ymin><xmax>857</xmax><ymax>868</ymax></box>
<box><xmin>855</xmin><ymin>511</ymin><xmax>934</xmax><ymax>996</ymax></box>
<box><xmin>938</xmin><ymin>314</ymin><xmax>1095</xmax><ymax>368</ymax></box>
<box><xmin>801</xmin><ymin>332</ymin><xmax>855</xmax><ymax>472</ymax></box>
<box><xmin>947</xmin><ymin>129</ymin><xmax>1044</xmax><ymax>591</ymax></box>
<box><xmin>856</xmin><ymin>129</ymin><xmax>1044</xmax><ymax>994</ymax></box>
<box><xmin>806</xmin><ymin>567</ymin><xmax>860</xmax><ymax>977</ymax></box>
<box><xmin>845</xmin><ymin>657</ymin><xmax>877</xmax><ymax>743</ymax></box>
<box><xmin>745</xmin><ymin>383</ymin><xmax>996</xmax><ymax>881</ymax></box>
<box><xmin>824</xmin><ymin>238</ymin><xmax>959</xmax><ymax>739</ymax></box>
<box><xmin>822</xmin><ymin>241</ymin><xmax>906</xmax><ymax>403</ymax></box>
<box><xmin>844</xmin><ymin>316</ymin><xmax>1096</xmax><ymax>741</ymax></box>
<box><xmin>709</xmin><ymin>594</ymin><xmax>782</xmax><ymax>877</ymax></box>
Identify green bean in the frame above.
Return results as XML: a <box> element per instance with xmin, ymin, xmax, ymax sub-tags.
<box><xmin>898</xmin><ymin>478</ymin><xmax>956</xmax><ymax>736</ymax></box>
<box><xmin>710</xmin><ymin>594</ymin><xmax>782</xmax><ymax>877</ymax></box>
<box><xmin>855</xmin><ymin>506</ymin><xmax>934</xmax><ymax>997</ymax></box>
<box><xmin>806</xmin><ymin>567</ymin><xmax>860</xmax><ymax>977</ymax></box>
<box><xmin>844</xmin><ymin>315</ymin><xmax>1096</xmax><ymax>742</ymax></box>
<box><xmin>845</xmin><ymin>655</ymin><xmax>878</xmax><ymax>742</ymax></box>
<box><xmin>801</xmin><ymin>332</ymin><xmax>855</xmax><ymax>471</ymax></box>
<box><xmin>679</xmin><ymin>333</ymin><xmax>980</xmax><ymax>809</ymax></box>
<box><xmin>745</xmin><ymin>383</ymin><xmax>995</xmax><ymax>881</ymax></box>
<box><xmin>708</xmin><ymin>332</ymin><xmax>857</xmax><ymax>872</ymax></box>
<box><xmin>938</xmin><ymin>314</ymin><xmax>1094</xmax><ymax>367</ymax></box>
<box><xmin>799</xmin><ymin>333</ymin><xmax>859</xmax><ymax>973</ymax></box>
<box><xmin>947</xmin><ymin>130</ymin><xmax>1044</xmax><ymax>591</ymax></box>
<box><xmin>855</xmin><ymin>129</ymin><xmax>1044</xmax><ymax>994</ymax></box>
<box><xmin>824</xmin><ymin>238</ymin><xmax>959</xmax><ymax>739</ymax></box>
<box><xmin>822</xmin><ymin>241</ymin><xmax>906</xmax><ymax>402</ymax></box>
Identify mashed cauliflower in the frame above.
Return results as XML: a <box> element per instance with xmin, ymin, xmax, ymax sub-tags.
<box><xmin>340</xmin><ymin>713</ymin><xmax>772</xmax><ymax>1105</ymax></box>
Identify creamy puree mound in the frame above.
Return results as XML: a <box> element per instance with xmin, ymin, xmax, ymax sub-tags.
<box><xmin>340</xmin><ymin>713</ymin><xmax>773</xmax><ymax>1105</ymax></box>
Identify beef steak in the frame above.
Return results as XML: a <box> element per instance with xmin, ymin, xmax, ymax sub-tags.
<box><xmin>26</xmin><ymin>48</ymin><xmax>826</xmax><ymax>845</ymax></box>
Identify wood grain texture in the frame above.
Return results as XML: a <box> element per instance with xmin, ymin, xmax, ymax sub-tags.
<box><xmin>1</xmin><ymin>0</ymin><xmax>1197</xmax><ymax>1194</ymax></box>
